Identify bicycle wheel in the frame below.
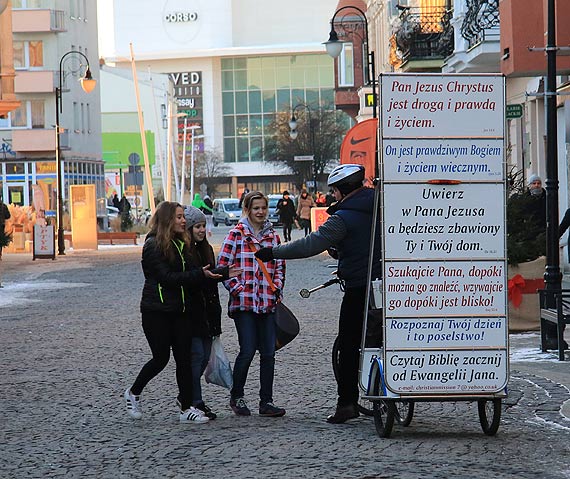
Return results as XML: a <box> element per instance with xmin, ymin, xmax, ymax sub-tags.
<box><xmin>331</xmin><ymin>336</ymin><xmax>373</xmax><ymax>416</ymax></box>
<box><xmin>395</xmin><ymin>400</ymin><xmax>414</xmax><ymax>427</ymax></box>
<box><xmin>478</xmin><ymin>398</ymin><xmax>501</xmax><ymax>436</ymax></box>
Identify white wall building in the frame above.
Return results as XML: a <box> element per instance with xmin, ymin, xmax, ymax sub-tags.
<box><xmin>97</xmin><ymin>0</ymin><xmax>343</xmax><ymax>198</ymax></box>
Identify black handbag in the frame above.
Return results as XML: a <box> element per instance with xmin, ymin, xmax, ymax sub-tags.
<box><xmin>274</xmin><ymin>302</ymin><xmax>300</xmax><ymax>350</ymax></box>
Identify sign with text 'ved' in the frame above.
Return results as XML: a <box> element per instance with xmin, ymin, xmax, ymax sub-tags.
<box><xmin>378</xmin><ymin>73</ymin><xmax>507</xmax><ymax>395</ymax></box>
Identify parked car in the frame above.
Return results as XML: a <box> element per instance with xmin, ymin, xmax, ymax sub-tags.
<box><xmin>267</xmin><ymin>194</ymin><xmax>282</xmax><ymax>226</ymax></box>
<box><xmin>212</xmin><ymin>198</ymin><xmax>241</xmax><ymax>226</ymax></box>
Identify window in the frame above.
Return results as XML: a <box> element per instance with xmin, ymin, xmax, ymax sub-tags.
<box><xmin>221</xmin><ymin>53</ymin><xmax>336</xmax><ymax>163</ymax></box>
<box><xmin>0</xmin><ymin>100</ymin><xmax>44</xmax><ymax>129</ymax></box>
<box><xmin>30</xmin><ymin>100</ymin><xmax>45</xmax><ymax>128</ymax></box>
<box><xmin>338</xmin><ymin>43</ymin><xmax>354</xmax><ymax>87</ymax></box>
<box><xmin>12</xmin><ymin>0</ymin><xmax>44</xmax><ymax>7</ymax></box>
<box><xmin>13</xmin><ymin>41</ymin><xmax>43</xmax><ymax>69</ymax></box>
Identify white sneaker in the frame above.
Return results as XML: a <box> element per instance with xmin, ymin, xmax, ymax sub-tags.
<box><xmin>180</xmin><ymin>406</ymin><xmax>209</xmax><ymax>424</ymax></box>
<box><xmin>124</xmin><ymin>388</ymin><xmax>142</xmax><ymax>420</ymax></box>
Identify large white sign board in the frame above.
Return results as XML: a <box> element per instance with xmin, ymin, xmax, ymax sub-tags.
<box><xmin>383</xmin><ymin>183</ymin><xmax>505</xmax><ymax>259</ymax></box>
<box><xmin>363</xmin><ymin>73</ymin><xmax>508</xmax><ymax>396</ymax></box>
<box><xmin>381</xmin><ymin>75</ymin><xmax>504</xmax><ymax>138</ymax></box>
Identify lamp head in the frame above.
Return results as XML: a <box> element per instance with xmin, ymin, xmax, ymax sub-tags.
<box><xmin>288</xmin><ymin>115</ymin><xmax>298</xmax><ymax>131</ymax></box>
<box><xmin>80</xmin><ymin>68</ymin><xmax>97</xmax><ymax>93</ymax></box>
<box><xmin>323</xmin><ymin>27</ymin><xmax>343</xmax><ymax>59</ymax></box>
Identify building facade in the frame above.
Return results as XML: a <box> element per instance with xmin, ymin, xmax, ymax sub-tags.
<box><xmin>99</xmin><ymin>0</ymin><xmax>348</xmax><ymax>199</ymax></box>
<box><xmin>0</xmin><ymin>0</ymin><xmax>103</xmax><ymax>217</ymax></box>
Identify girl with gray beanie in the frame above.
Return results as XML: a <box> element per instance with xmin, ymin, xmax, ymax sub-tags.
<box><xmin>181</xmin><ymin>206</ymin><xmax>241</xmax><ymax>419</ymax></box>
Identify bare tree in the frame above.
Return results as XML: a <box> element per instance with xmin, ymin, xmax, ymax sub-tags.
<box><xmin>264</xmin><ymin>109</ymin><xmax>352</xmax><ymax>190</ymax></box>
<box><xmin>193</xmin><ymin>148</ymin><xmax>232</xmax><ymax>196</ymax></box>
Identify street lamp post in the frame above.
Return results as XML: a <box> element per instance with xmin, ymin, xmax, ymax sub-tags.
<box><xmin>289</xmin><ymin>103</ymin><xmax>317</xmax><ymax>192</ymax></box>
<box><xmin>55</xmin><ymin>50</ymin><xmax>96</xmax><ymax>255</ymax></box>
<box><xmin>544</xmin><ymin>0</ymin><xmax>562</xmax><ymax>309</ymax></box>
<box><xmin>323</xmin><ymin>5</ymin><xmax>376</xmax><ymax>123</ymax></box>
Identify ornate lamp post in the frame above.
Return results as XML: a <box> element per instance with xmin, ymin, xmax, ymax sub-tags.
<box><xmin>289</xmin><ymin>103</ymin><xmax>317</xmax><ymax>192</ymax></box>
<box><xmin>323</xmin><ymin>4</ymin><xmax>377</xmax><ymax>120</ymax></box>
<box><xmin>55</xmin><ymin>51</ymin><xmax>96</xmax><ymax>255</ymax></box>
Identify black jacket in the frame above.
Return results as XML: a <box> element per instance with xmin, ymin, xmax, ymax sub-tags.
<box><xmin>189</xmin><ymin>243</ymin><xmax>227</xmax><ymax>337</ymax></box>
<box><xmin>140</xmin><ymin>235</ymin><xmax>205</xmax><ymax>314</ymax></box>
<box><xmin>276</xmin><ymin>197</ymin><xmax>296</xmax><ymax>224</ymax></box>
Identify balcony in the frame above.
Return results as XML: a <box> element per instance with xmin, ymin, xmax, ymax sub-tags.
<box><xmin>14</xmin><ymin>70</ymin><xmax>55</xmax><ymax>94</ymax></box>
<box><xmin>390</xmin><ymin>6</ymin><xmax>454</xmax><ymax>72</ymax></box>
<box><xmin>12</xmin><ymin>9</ymin><xmax>66</xmax><ymax>33</ymax></box>
<box><xmin>444</xmin><ymin>0</ymin><xmax>500</xmax><ymax>73</ymax></box>
<box><xmin>12</xmin><ymin>129</ymin><xmax>55</xmax><ymax>153</ymax></box>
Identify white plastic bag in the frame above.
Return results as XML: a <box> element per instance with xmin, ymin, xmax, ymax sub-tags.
<box><xmin>204</xmin><ymin>336</ymin><xmax>233</xmax><ymax>389</ymax></box>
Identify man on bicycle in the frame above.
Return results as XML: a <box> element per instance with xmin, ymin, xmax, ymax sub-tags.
<box><xmin>255</xmin><ymin>164</ymin><xmax>381</xmax><ymax>424</ymax></box>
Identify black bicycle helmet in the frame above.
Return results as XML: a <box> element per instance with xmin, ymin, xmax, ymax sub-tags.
<box><xmin>327</xmin><ymin>164</ymin><xmax>365</xmax><ymax>195</ymax></box>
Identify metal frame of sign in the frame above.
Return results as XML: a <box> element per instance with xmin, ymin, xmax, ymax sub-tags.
<box><xmin>359</xmin><ymin>73</ymin><xmax>508</xmax><ymax>399</ymax></box>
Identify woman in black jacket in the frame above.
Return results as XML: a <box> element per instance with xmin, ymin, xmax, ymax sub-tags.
<box><xmin>124</xmin><ymin>201</ymin><xmax>226</xmax><ymax>424</ymax></box>
<box><xmin>184</xmin><ymin>206</ymin><xmax>226</xmax><ymax>419</ymax></box>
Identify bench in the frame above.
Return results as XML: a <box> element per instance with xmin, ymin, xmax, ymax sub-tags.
<box><xmin>97</xmin><ymin>231</ymin><xmax>139</xmax><ymax>245</ymax></box>
<box><xmin>539</xmin><ymin>289</ymin><xmax>570</xmax><ymax>361</ymax></box>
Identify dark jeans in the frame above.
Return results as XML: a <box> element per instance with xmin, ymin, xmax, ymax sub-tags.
<box><xmin>190</xmin><ymin>336</ymin><xmax>213</xmax><ymax>405</ymax></box>
<box><xmin>231</xmin><ymin>311</ymin><xmax>276</xmax><ymax>404</ymax></box>
<box><xmin>282</xmin><ymin>221</ymin><xmax>293</xmax><ymax>242</ymax></box>
<box><xmin>337</xmin><ymin>286</ymin><xmax>366</xmax><ymax>407</ymax></box>
<box><xmin>131</xmin><ymin>311</ymin><xmax>194</xmax><ymax>410</ymax></box>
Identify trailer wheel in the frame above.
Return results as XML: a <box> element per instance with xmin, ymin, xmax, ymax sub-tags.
<box><xmin>395</xmin><ymin>400</ymin><xmax>414</xmax><ymax>427</ymax></box>
<box><xmin>373</xmin><ymin>400</ymin><xmax>396</xmax><ymax>438</ymax></box>
<box><xmin>478</xmin><ymin>398</ymin><xmax>501</xmax><ymax>436</ymax></box>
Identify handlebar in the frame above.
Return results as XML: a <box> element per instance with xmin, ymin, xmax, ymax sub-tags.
<box><xmin>299</xmin><ymin>278</ymin><xmax>340</xmax><ymax>298</ymax></box>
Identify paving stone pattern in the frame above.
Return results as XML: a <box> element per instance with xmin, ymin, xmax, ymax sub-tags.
<box><xmin>0</xmin><ymin>247</ymin><xmax>569</xmax><ymax>479</ymax></box>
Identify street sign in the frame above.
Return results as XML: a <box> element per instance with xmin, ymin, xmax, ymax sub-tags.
<box><xmin>294</xmin><ymin>155</ymin><xmax>314</xmax><ymax>161</ymax></box>
<box><xmin>506</xmin><ymin>103</ymin><xmax>523</xmax><ymax>119</ymax></box>
<box><xmin>128</xmin><ymin>152</ymin><xmax>141</xmax><ymax>165</ymax></box>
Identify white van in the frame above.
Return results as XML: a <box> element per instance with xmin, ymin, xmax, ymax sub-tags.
<box><xmin>212</xmin><ymin>198</ymin><xmax>241</xmax><ymax>226</ymax></box>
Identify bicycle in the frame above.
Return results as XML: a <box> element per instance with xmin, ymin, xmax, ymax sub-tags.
<box><xmin>299</xmin><ymin>275</ymin><xmax>375</xmax><ymax>417</ymax></box>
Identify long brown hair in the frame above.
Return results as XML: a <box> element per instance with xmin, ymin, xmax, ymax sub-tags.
<box><xmin>147</xmin><ymin>201</ymin><xmax>190</xmax><ymax>260</ymax></box>
<box><xmin>188</xmin><ymin>226</ymin><xmax>215</xmax><ymax>267</ymax></box>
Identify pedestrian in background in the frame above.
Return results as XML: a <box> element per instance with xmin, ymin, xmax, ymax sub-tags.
<box><xmin>218</xmin><ymin>191</ymin><xmax>287</xmax><ymax>418</ymax></box>
<box><xmin>183</xmin><ymin>206</ymin><xmax>241</xmax><ymax>419</ymax></box>
<box><xmin>0</xmin><ymin>196</ymin><xmax>11</xmax><ymax>261</ymax></box>
<box><xmin>276</xmin><ymin>190</ymin><xmax>296</xmax><ymax>242</ymax></box>
<box><xmin>202</xmin><ymin>194</ymin><xmax>214</xmax><ymax>237</ymax></box>
<box><xmin>255</xmin><ymin>165</ymin><xmax>382</xmax><ymax>424</ymax></box>
<box><xmin>124</xmin><ymin>201</ymin><xmax>225</xmax><ymax>424</ymax></box>
<box><xmin>296</xmin><ymin>189</ymin><xmax>315</xmax><ymax>236</ymax></box>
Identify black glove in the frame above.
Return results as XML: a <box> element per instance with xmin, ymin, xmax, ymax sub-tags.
<box><xmin>255</xmin><ymin>247</ymin><xmax>274</xmax><ymax>262</ymax></box>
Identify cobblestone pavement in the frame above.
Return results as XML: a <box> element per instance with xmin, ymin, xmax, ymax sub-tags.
<box><xmin>1</xmin><ymin>232</ymin><xmax>569</xmax><ymax>479</ymax></box>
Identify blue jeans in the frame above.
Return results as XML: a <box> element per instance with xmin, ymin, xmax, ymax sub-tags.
<box><xmin>231</xmin><ymin>311</ymin><xmax>276</xmax><ymax>404</ymax></box>
<box><xmin>190</xmin><ymin>336</ymin><xmax>213</xmax><ymax>405</ymax></box>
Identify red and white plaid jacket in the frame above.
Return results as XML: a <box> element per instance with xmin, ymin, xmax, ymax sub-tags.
<box><xmin>218</xmin><ymin>220</ymin><xmax>285</xmax><ymax>317</ymax></box>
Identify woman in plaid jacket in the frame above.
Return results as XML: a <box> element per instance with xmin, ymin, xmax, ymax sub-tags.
<box><xmin>218</xmin><ymin>191</ymin><xmax>287</xmax><ymax>418</ymax></box>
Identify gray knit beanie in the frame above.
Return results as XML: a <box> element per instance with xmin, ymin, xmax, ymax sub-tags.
<box><xmin>184</xmin><ymin>205</ymin><xmax>206</xmax><ymax>228</ymax></box>
<box><xmin>528</xmin><ymin>174</ymin><xmax>541</xmax><ymax>185</ymax></box>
